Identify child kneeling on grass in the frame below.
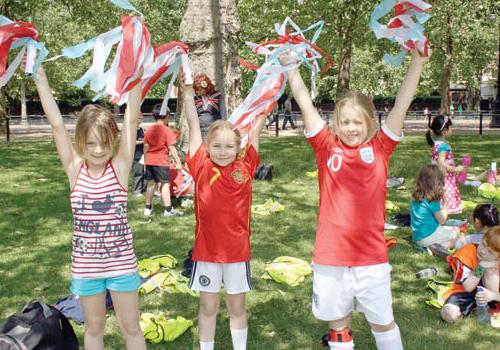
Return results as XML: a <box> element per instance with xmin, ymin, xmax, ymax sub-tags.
<box><xmin>410</xmin><ymin>164</ymin><xmax>466</xmax><ymax>252</ymax></box>
<box><xmin>441</xmin><ymin>226</ymin><xmax>500</xmax><ymax>323</ymax></box>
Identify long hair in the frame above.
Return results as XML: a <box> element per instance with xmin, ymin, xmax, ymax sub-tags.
<box><xmin>473</xmin><ymin>204</ymin><xmax>499</xmax><ymax>227</ymax></box>
<box><xmin>193</xmin><ymin>73</ymin><xmax>215</xmax><ymax>96</ymax></box>
<box><xmin>483</xmin><ymin>226</ymin><xmax>500</xmax><ymax>255</ymax></box>
<box><xmin>75</xmin><ymin>104</ymin><xmax>118</xmax><ymax>157</ymax></box>
<box><xmin>426</xmin><ymin>114</ymin><xmax>452</xmax><ymax>146</ymax></box>
<box><xmin>412</xmin><ymin>164</ymin><xmax>444</xmax><ymax>202</ymax></box>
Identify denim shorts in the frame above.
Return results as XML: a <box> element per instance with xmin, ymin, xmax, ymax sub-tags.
<box><xmin>71</xmin><ymin>273</ymin><xmax>141</xmax><ymax>297</ymax></box>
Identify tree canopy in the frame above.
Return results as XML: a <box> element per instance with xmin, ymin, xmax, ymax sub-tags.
<box><xmin>1</xmin><ymin>0</ymin><xmax>498</xmax><ymax>109</ymax></box>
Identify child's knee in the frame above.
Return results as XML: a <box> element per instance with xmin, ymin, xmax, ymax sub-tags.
<box><xmin>200</xmin><ymin>299</ymin><xmax>220</xmax><ymax>317</ymax></box>
<box><xmin>119</xmin><ymin>320</ymin><xmax>142</xmax><ymax>338</ymax></box>
<box><xmin>440</xmin><ymin>304</ymin><xmax>461</xmax><ymax>323</ymax></box>
<box><xmin>85</xmin><ymin>318</ymin><xmax>106</xmax><ymax>336</ymax></box>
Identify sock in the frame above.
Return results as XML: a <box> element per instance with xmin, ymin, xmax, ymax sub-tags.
<box><xmin>328</xmin><ymin>340</ymin><xmax>354</xmax><ymax>349</ymax></box>
<box><xmin>145</xmin><ymin>204</ymin><xmax>152</xmax><ymax>210</ymax></box>
<box><xmin>200</xmin><ymin>340</ymin><xmax>214</xmax><ymax>350</ymax></box>
<box><xmin>371</xmin><ymin>324</ymin><xmax>403</xmax><ymax>350</ymax></box>
<box><xmin>230</xmin><ymin>327</ymin><xmax>248</xmax><ymax>350</ymax></box>
<box><xmin>164</xmin><ymin>205</ymin><xmax>173</xmax><ymax>212</ymax></box>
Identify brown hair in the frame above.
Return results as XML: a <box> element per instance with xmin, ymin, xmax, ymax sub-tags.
<box><xmin>483</xmin><ymin>226</ymin><xmax>500</xmax><ymax>255</ymax></box>
<box><xmin>412</xmin><ymin>164</ymin><xmax>444</xmax><ymax>202</ymax></box>
<box><xmin>473</xmin><ymin>204</ymin><xmax>499</xmax><ymax>227</ymax></box>
<box><xmin>206</xmin><ymin>120</ymin><xmax>241</xmax><ymax>153</ymax></box>
<box><xmin>332</xmin><ymin>92</ymin><xmax>378</xmax><ymax>143</ymax></box>
<box><xmin>74</xmin><ymin>104</ymin><xmax>118</xmax><ymax>157</ymax></box>
<box><xmin>193</xmin><ymin>73</ymin><xmax>215</xmax><ymax>96</ymax></box>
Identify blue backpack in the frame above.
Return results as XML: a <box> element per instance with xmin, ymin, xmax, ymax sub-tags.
<box><xmin>0</xmin><ymin>300</ymin><xmax>79</xmax><ymax>350</ymax></box>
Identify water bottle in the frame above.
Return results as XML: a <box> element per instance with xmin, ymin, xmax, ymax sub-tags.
<box><xmin>415</xmin><ymin>267</ymin><xmax>438</xmax><ymax>279</ymax></box>
<box><xmin>476</xmin><ymin>287</ymin><xmax>491</xmax><ymax>323</ymax></box>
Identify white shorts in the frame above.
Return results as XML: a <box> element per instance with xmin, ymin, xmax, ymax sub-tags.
<box><xmin>416</xmin><ymin>225</ymin><xmax>459</xmax><ymax>248</ymax></box>
<box><xmin>312</xmin><ymin>263</ymin><xmax>394</xmax><ymax>325</ymax></box>
<box><xmin>188</xmin><ymin>261</ymin><xmax>252</xmax><ymax>294</ymax></box>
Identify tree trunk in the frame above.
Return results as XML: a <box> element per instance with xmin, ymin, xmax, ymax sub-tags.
<box><xmin>177</xmin><ymin>0</ymin><xmax>241</xmax><ymax>150</ymax></box>
<box><xmin>336</xmin><ymin>8</ymin><xmax>355</xmax><ymax>98</ymax></box>
<box><xmin>440</xmin><ymin>14</ymin><xmax>453</xmax><ymax>115</ymax></box>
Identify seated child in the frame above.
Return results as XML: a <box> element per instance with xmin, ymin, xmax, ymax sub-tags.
<box><xmin>456</xmin><ymin>204</ymin><xmax>499</xmax><ymax>248</ymax></box>
<box><xmin>411</xmin><ymin>164</ymin><xmax>465</xmax><ymax>249</ymax></box>
<box><xmin>440</xmin><ymin>226</ymin><xmax>500</xmax><ymax>323</ymax></box>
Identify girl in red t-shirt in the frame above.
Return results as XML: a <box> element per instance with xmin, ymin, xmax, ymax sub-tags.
<box><xmin>284</xmin><ymin>50</ymin><xmax>430</xmax><ymax>350</ymax></box>
<box><xmin>181</xmin><ymin>73</ymin><xmax>265</xmax><ymax>350</ymax></box>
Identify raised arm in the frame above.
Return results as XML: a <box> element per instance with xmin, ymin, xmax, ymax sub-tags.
<box><xmin>249</xmin><ymin>114</ymin><xmax>267</xmax><ymax>152</ymax></box>
<box><xmin>385</xmin><ymin>50</ymin><xmax>430</xmax><ymax>135</ymax></box>
<box><xmin>114</xmin><ymin>83</ymin><xmax>142</xmax><ymax>185</ymax></box>
<box><xmin>180</xmin><ymin>72</ymin><xmax>202</xmax><ymax>156</ymax></box>
<box><xmin>33</xmin><ymin>67</ymin><xmax>78</xmax><ymax>179</ymax></box>
<box><xmin>286</xmin><ymin>68</ymin><xmax>323</xmax><ymax>134</ymax></box>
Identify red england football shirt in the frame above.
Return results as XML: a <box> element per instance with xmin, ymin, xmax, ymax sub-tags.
<box><xmin>144</xmin><ymin>124</ymin><xmax>176</xmax><ymax>166</ymax></box>
<box><xmin>186</xmin><ymin>144</ymin><xmax>260</xmax><ymax>263</ymax></box>
<box><xmin>307</xmin><ymin>123</ymin><xmax>400</xmax><ymax>266</ymax></box>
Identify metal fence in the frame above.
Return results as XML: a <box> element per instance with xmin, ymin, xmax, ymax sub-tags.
<box><xmin>2</xmin><ymin>110</ymin><xmax>500</xmax><ymax>142</ymax></box>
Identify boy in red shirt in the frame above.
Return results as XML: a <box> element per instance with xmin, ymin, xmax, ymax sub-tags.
<box><xmin>143</xmin><ymin>104</ymin><xmax>183</xmax><ymax>217</ymax></box>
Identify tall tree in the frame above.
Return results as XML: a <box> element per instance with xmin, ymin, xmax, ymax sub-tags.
<box><xmin>177</xmin><ymin>0</ymin><xmax>241</xmax><ymax>151</ymax></box>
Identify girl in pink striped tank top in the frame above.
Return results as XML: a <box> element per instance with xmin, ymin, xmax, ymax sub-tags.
<box><xmin>33</xmin><ymin>67</ymin><xmax>146</xmax><ymax>350</ymax></box>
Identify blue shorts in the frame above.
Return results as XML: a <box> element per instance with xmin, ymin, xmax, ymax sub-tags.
<box><xmin>71</xmin><ymin>273</ymin><xmax>141</xmax><ymax>297</ymax></box>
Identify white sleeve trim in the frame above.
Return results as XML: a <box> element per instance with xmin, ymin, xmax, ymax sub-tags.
<box><xmin>381</xmin><ymin>122</ymin><xmax>403</xmax><ymax>141</ymax></box>
<box><xmin>304</xmin><ymin>121</ymin><xmax>325</xmax><ymax>138</ymax></box>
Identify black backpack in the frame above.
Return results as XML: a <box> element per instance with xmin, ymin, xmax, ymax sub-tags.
<box><xmin>0</xmin><ymin>300</ymin><xmax>79</xmax><ymax>350</ymax></box>
<box><xmin>255</xmin><ymin>164</ymin><xmax>273</xmax><ymax>181</ymax></box>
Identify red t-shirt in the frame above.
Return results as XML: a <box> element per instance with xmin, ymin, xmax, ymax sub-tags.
<box><xmin>144</xmin><ymin>124</ymin><xmax>176</xmax><ymax>166</ymax></box>
<box><xmin>186</xmin><ymin>144</ymin><xmax>260</xmax><ymax>263</ymax></box>
<box><xmin>307</xmin><ymin>123</ymin><xmax>400</xmax><ymax>266</ymax></box>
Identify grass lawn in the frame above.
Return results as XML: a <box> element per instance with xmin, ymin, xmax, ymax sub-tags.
<box><xmin>0</xmin><ymin>133</ymin><xmax>499</xmax><ymax>349</ymax></box>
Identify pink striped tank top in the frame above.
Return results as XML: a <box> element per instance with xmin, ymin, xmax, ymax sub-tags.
<box><xmin>70</xmin><ymin>161</ymin><xmax>137</xmax><ymax>279</ymax></box>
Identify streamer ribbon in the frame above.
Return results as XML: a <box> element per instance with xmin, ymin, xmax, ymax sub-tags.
<box><xmin>370</xmin><ymin>0</ymin><xmax>431</xmax><ymax>66</ymax></box>
<box><xmin>230</xmin><ymin>17</ymin><xmax>332</xmax><ymax>145</ymax></box>
<box><xmin>0</xmin><ymin>16</ymin><xmax>48</xmax><ymax>87</ymax></box>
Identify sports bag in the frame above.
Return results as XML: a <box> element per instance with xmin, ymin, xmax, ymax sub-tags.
<box><xmin>0</xmin><ymin>300</ymin><xmax>79</xmax><ymax>350</ymax></box>
<box><xmin>254</xmin><ymin>164</ymin><xmax>273</xmax><ymax>181</ymax></box>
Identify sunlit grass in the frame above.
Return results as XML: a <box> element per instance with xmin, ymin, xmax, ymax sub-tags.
<box><xmin>0</xmin><ymin>134</ymin><xmax>499</xmax><ymax>349</ymax></box>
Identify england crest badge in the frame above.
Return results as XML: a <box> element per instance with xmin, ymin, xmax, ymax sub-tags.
<box><xmin>359</xmin><ymin>147</ymin><xmax>375</xmax><ymax>164</ymax></box>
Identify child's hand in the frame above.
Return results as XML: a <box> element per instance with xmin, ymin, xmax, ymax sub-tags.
<box><xmin>476</xmin><ymin>287</ymin><xmax>495</xmax><ymax>304</ymax></box>
<box><xmin>454</xmin><ymin>165</ymin><xmax>465</xmax><ymax>173</ymax></box>
<box><xmin>279</xmin><ymin>51</ymin><xmax>300</xmax><ymax>67</ymax></box>
<box><xmin>411</xmin><ymin>48</ymin><xmax>431</xmax><ymax>64</ymax></box>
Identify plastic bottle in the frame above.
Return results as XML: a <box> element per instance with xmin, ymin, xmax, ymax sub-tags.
<box><xmin>415</xmin><ymin>267</ymin><xmax>438</xmax><ymax>279</ymax></box>
<box><xmin>476</xmin><ymin>287</ymin><xmax>491</xmax><ymax>323</ymax></box>
<box><xmin>487</xmin><ymin>162</ymin><xmax>497</xmax><ymax>185</ymax></box>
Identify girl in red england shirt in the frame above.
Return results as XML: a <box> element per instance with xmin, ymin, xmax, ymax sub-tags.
<box><xmin>285</xmin><ymin>50</ymin><xmax>429</xmax><ymax>350</ymax></box>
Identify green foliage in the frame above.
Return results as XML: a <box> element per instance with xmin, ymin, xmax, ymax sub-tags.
<box><xmin>1</xmin><ymin>0</ymin><xmax>497</xmax><ymax>108</ymax></box>
<box><xmin>0</xmin><ymin>134</ymin><xmax>499</xmax><ymax>349</ymax></box>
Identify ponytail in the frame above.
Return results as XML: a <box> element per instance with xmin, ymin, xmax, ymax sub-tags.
<box><xmin>425</xmin><ymin>129</ymin><xmax>434</xmax><ymax>147</ymax></box>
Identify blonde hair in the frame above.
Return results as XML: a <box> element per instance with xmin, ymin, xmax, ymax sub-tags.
<box><xmin>483</xmin><ymin>226</ymin><xmax>500</xmax><ymax>255</ymax></box>
<box><xmin>206</xmin><ymin>120</ymin><xmax>241</xmax><ymax>152</ymax></box>
<box><xmin>74</xmin><ymin>104</ymin><xmax>118</xmax><ymax>157</ymax></box>
<box><xmin>332</xmin><ymin>92</ymin><xmax>377</xmax><ymax>142</ymax></box>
